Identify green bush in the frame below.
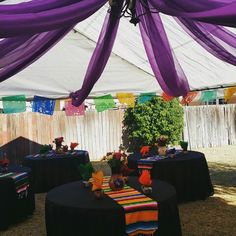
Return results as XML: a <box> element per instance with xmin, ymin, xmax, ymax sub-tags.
<box><xmin>122</xmin><ymin>97</ymin><xmax>184</xmax><ymax>152</ymax></box>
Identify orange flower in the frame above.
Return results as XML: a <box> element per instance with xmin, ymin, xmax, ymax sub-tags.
<box><xmin>139</xmin><ymin>170</ymin><xmax>152</xmax><ymax>186</ymax></box>
<box><xmin>140</xmin><ymin>146</ymin><xmax>150</xmax><ymax>156</ymax></box>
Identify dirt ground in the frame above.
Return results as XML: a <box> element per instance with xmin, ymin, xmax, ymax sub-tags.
<box><xmin>1</xmin><ymin>145</ymin><xmax>236</xmax><ymax>236</ymax></box>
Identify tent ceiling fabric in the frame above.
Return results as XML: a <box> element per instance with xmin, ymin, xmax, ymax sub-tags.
<box><xmin>0</xmin><ymin>1</ymin><xmax>236</xmax><ymax>99</ymax></box>
<box><xmin>0</xmin><ymin>30</ymin><xmax>160</xmax><ymax>98</ymax></box>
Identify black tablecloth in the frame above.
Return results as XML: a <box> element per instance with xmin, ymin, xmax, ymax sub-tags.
<box><xmin>45</xmin><ymin>177</ymin><xmax>182</xmax><ymax>236</ymax></box>
<box><xmin>0</xmin><ymin>165</ymin><xmax>35</xmax><ymax>230</ymax></box>
<box><xmin>128</xmin><ymin>151</ymin><xmax>214</xmax><ymax>202</ymax></box>
<box><xmin>22</xmin><ymin>150</ymin><xmax>89</xmax><ymax>193</ymax></box>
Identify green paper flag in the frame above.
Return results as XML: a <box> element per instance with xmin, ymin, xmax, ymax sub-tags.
<box><xmin>94</xmin><ymin>94</ymin><xmax>116</xmax><ymax>112</ymax></box>
<box><xmin>2</xmin><ymin>95</ymin><xmax>26</xmax><ymax>114</ymax></box>
<box><xmin>200</xmin><ymin>91</ymin><xmax>217</xmax><ymax>102</ymax></box>
<box><xmin>138</xmin><ymin>92</ymin><xmax>156</xmax><ymax>104</ymax></box>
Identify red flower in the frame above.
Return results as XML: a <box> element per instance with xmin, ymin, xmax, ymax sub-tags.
<box><xmin>114</xmin><ymin>152</ymin><xmax>122</xmax><ymax>160</ymax></box>
<box><xmin>0</xmin><ymin>158</ymin><xmax>10</xmax><ymax>167</ymax></box>
<box><xmin>55</xmin><ymin>137</ymin><xmax>64</xmax><ymax>143</ymax></box>
<box><xmin>70</xmin><ymin>142</ymin><xmax>79</xmax><ymax>150</ymax></box>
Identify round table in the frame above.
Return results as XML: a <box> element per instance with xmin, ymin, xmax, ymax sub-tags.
<box><xmin>45</xmin><ymin>177</ymin><xmax>182</xmax><ymax>236</ymax></box>
<box><xmin>128</xmin><ymin>151</ymin><xmax>214</xmax><ymax>202</ymax></box>
<box><xmin>0</xmin><ymin>165</ymin><xmax>35</xmax><ymax>230</ymax></box>
<box><xmin>22</xmin><ymin>150</ymin><xmax>90</xmax><ymax>193</ymax></box>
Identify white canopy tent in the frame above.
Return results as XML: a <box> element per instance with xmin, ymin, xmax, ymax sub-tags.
<box><xmin>0</xmin><ymin>1</ymin><xmax>236</xmax><ymax>99</ymax></box>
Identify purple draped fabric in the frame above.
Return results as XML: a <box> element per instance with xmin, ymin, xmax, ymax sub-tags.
<box><xmin>70</xmin><ymin>1</ymin><xmax>124</xmax><ymax>106</ymax></box>
<box><xmin>0</xmin><ymin>27</ymin><xmax>72</xmax><ymax>83</ymax></box>
<box><xmin>1</xmin><ymin>0</ymin><xmax>236</xmax><ymax>103</ymax></box>
<box><xmin>0</xmin><ymin>0</ymin><xmax>107</xmax><ymax>37</ymax></box>
<box><xmin>175</xmin><ymin>18</ymin><xmax>236</xmax><ymax>66</ymax></box>
<box><xmin>136</xmin><ymin>0</ymin><xmax>190</xmax><ymax>97</ymax></box>
<box><xmin>149</xmin><ymin>0</ymin><xmax>236</xmax><ymax>27</ymax></box>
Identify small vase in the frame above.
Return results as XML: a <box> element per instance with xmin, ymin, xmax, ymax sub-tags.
<box><xmin>141</xmin><ymin>185</ymin><xmax>152</xmax><ymax>195</ymax></box>
<box><xmin>94</xmin><ymin>189</ymin><xmax>104</xmax><ymax>199</ymax></box>
<box><xmin>158</xmin><ymin>146</ymin><xmax>167</xmax><ymax>156</ymax></box>
<box><xmin>109</xmin><ymin>173</ymin><xmax>125</xmax><ymax>191</ymax></box>
<box><xmin>82</xmin><ymin>180</ymin><xmax>90</xmax><ymax>188</ymax></box>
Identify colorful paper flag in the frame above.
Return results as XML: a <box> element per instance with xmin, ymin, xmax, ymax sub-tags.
<box><xmin>65</xmin><ymin>99</ymin><xmax>85</xmax><ymax>116</ymax></box>
<box><xmin>54</xmin><ymin>100</ymin><xmax>61</xmax><ymax>111</ymax></box>
<box><xmin>116</xmin><ymin>93</ymin><xmax>135</xmax><ymax>107</ymax></box>
<box><xmin>2</xmin><ymin>95</ymin><xmax>26</xmax><ymax>114</ymax></box>
<box><xmin>138</xmin><ymin>92</ymin><xmax>156</xmax><ymax>104</ymax></box>
<box><xmin>224</xmin><ymin>87</ymin><xmax>236</xmax><ymax>101</ymax></box>
<box><xmin>32</xmin><ymin>96</ymin><xmax>55</xmax><ymax>115</ymax></box>
<box><xmin>181</xmin><ymin>91</ymin><xmax>199</xmax><ymax>105</ymax></box>
<box><xmin>94</xmin><ymin>94</ymin><xmax>116</xmax><ymax>112</ymax></box>
<box><xmin>162</xmin><ymin>92</ymin><xmax>173</xmax><ymax>101</ymax></box>
<box><xmin>200</xmin><ymin>90</ymin><xmax>217</xmax><ymax>102</ymax></box>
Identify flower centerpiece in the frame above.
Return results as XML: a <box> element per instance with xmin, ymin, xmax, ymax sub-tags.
<box><xmin>0</xmin><ymin>153</ymin><xmax>9</xmax><ymax>172</ymax></box>
<box><xmin>53</xmin><ymin>137</ymin><xmax>64</xmax><ymax>153</ymax></box>
<box><xmin>156</xmin><ymin>136</ymin><xmax>168</xmax><ymax>156</ymax></box>
<box><xmin>107</xmin><ymin>151</ymin><xmax>126</xmax><ymax>191</ymax></box>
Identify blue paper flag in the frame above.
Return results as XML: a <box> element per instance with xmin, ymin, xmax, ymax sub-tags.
<box><xmin>32</xmin><ymin>96</ymin><xmax>55</xmax><ymax>115</ymax></box>
<box><xmin>138</xmin><ymin>92</ymin><xmax>156</xmax><ymax>104</ymax></box>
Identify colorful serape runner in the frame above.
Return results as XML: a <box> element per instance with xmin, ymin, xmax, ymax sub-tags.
<box><xmin>137</xmin><ymin>157</ymin><xmax>164</xmax><ymax>171</ymax></box>
<box><xmin>0</xmin><ymin>172</ymin><xmax>29</xmax><ymax>198</ymax></box>
<box><xmin>103</xmin><ymin>177</ymin><xmax>158</xmax><ymax>236</ymax></box>
<box><xmin>138</xmin><ymin>151</ymin><xmax>182</xmax><ymax>171</ymax></box>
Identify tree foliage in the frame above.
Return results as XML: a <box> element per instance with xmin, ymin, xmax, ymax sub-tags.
<box><xmin>122</xmin><ymin>97</ymin><xmax>184</xmax><ymax>152</ymax></box>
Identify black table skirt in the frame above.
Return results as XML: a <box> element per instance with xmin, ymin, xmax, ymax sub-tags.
<box><xmin>0</xmin><ymin>165</ymin><xmax>35</xmax><ymax>230</ymax></box>
<box><xmin>45</xmin><ymin>177</ymin><xmax>182</xmax><ymax>236</ymax></box>
<box><xmin>128</xmin><ymin>151</ymin><xmax>214</xmax><ymax>202</ymax></box>
<box><xmin>22</xmin><ymin>150</ymin><xmax>90</xmax><ymax>193</ymax></box>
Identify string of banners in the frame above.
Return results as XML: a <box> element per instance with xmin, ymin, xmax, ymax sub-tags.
<box><xmin>0</xmin><ymin>87</ymin><xmax>236</xmax><ymax>115</ymax></box>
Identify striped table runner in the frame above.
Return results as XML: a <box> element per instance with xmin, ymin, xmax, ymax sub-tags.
<box><xmin>137</xmin><ymin>156</ymin><xmax>166</xmax><ymax>172</ymax></box>
<box><xmin>103</xmin><ymin>177</ymin><xmax>158</xmax><ymax>236</ymax></box>
<box><xmin>0</xmin><ymin>172</ymin><xmax>29</xmax><ymax>198</ymax></box>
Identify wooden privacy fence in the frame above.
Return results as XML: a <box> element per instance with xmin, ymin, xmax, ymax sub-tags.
<box><xmin>0</xmin><ymin>110</ymin><xmax>124</xmax><ymax>162</ymax></box>
<box><xmin>0</xmin><ymin>105</ymin><xmax>235</xmax><ymax>162</ymax></box>
<box><xmin>183</xmin><ymin>104</ymin><xmax>236</xmax><ymax>149</ymax></box>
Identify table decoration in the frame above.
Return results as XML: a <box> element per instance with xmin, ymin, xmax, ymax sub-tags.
<box><xmin>139</xmin><ymin>170</ymin><xmax>152</xmax><ymax>195</ymax></box>
<box><xmin>102</xmin><ymin>177</ymin><xmax>158</xmax><ymax>236</ymax></box>
<box><xmin>180</xmin><ymin>141</ymin><xmax>188</xmax><ymax>153</ymax></box>
<box><xmin>78</xmin><ymin>162</ymin><xmax>94</xmax><ymax>187</ymax></box>
<box><xmin>157</xmin><ymin>136</ymin><xmax>168</xmax><ymax>156</ymax></box>
<box><xmin>39</xmin><ymin>144</ymin><xmax>53</xmax><ymax>154</ymax></box>
<box><xmin>92</xmin><ymin>170</ymin><xmax>104</xmax><ymax>199</ymax></box>
<box><xmin>107</xmin><ymin>151</ymin><xmax>126</xmax><ymax>191</ymax></box>
<box><xmin>0</xmin><ymin>154</ymin><xmax>10</xmax><ymax>173</ymax></box>
<box><xmin>70</xmin><ymin>142</ymin><xmax>79</xmax><ymax>151</ymax></box>
<box><xmin>0</xmin><ymin>172</ymin><xmax>29</xmax><ymax>199</ymax></box>
<box><xmin>140</xmin><ymin>145</ymin><xmax>151</xmax><ymax>158</ymax></box>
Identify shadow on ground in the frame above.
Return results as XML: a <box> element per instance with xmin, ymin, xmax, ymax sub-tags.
<box><xmin>179</xmin><ymin>196</ymin><xmax>236</xmax><ymax>236</ymax></box>
<box><xmin>208</xmin><ymin>162</ymin><xmax>236</xmax><ymax>187</ymax></box>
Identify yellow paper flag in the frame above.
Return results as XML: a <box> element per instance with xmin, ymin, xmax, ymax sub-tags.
<box><xmin>116</xmin><ymin>93</ymin><xmax>135</xmax><ymax>107</ymax></box>
<box><xmin>54</xmin><ymin>100</ymin><xmax>61</xmax><ymax>111</ymax></box>
<box><xmin>224</xmin><ymin>87</ymin><xmax>236</xmax><ymax>101</ymax></box>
